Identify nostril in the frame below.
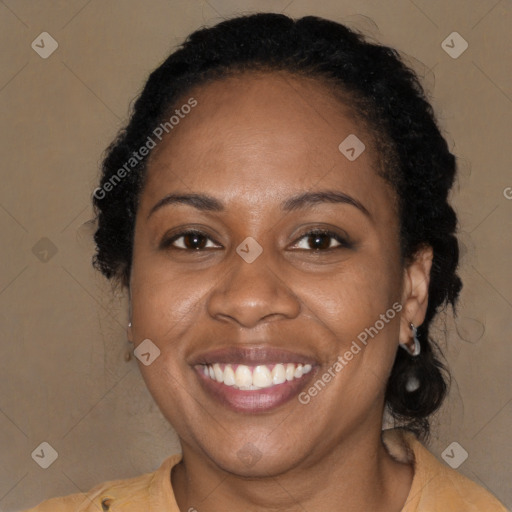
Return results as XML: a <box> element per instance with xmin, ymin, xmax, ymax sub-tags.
<box><xmin>101</xmin><ymin>497</ymin><xmax>113</xmax><ymax>510</ymax></box>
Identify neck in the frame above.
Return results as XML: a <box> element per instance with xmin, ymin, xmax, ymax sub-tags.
<box><xmin>172</xmin><ymin>426</ymin><xmax>413</xmax><ymax>512</ymax></box>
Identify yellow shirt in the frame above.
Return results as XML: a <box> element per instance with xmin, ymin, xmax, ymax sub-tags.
<box><xmin>23</xmin><ymin>429</ymin><xmax>508</xmax><ymax>511</ymax></box>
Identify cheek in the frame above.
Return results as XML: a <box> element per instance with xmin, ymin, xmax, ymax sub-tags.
<box><xmin>296</xmin><ymin>250</ymin><xmax>402</xmax><ymax>393</ymax></box>
<box><xmin>298</xmin><ymin>249</ymin><xmax>401</xmax><ymax>334</ymax></box>
<box><xmin>130</xmin><ymin>268</ymin><xmax>212</xmax><ymax>348</ymax></box>
<box><xmin>128</xmin><ymin>267</ymin><xmax>210</xmax><ymax>430</ymax></box>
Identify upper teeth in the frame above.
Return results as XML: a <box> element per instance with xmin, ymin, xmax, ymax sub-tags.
<box><xmin>202</xmin><ymin>363</ymin><xmax>312</xmax><ymax>390</ymax></box>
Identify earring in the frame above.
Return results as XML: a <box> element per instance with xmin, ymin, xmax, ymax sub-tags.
<box><xmin>399</xmin><ymin>323</ymin><xmax>421</xmax><ymax>357</ymax></box>
<box><xmin>405</xmin><ymin>374</ymin><xmax>420</xmax><ymax>392</ymax></box>
<box><xmin>127</xmin><ymin>322</ymin><xmax>134</xmax><ymax>345</ymax></box>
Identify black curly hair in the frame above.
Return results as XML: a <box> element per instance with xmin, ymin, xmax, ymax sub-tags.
<box><xmin>92</xmin><ymin>13</ymin><xmax>462</xmax><ymax>438</ymax></box>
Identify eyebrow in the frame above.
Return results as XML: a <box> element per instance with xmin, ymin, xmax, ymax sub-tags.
<box><xmin>147</xmin><ymin>190</ymin><xmax>371</xmax><ymax>220</ymax></box>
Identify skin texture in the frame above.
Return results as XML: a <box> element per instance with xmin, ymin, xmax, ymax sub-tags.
<box><xmin>127</xmin><ymin>71</ymin><xmax>433</xmax><ymax>511</ymax></box>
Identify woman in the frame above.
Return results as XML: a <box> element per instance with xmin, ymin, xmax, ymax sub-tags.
<box><xmin>25</xmin><ymin>12</ymin><xmax>508</xmax><ymax>512</ymax></box>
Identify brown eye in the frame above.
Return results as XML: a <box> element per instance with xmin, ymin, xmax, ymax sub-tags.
<box><xmin>292</xmin><ymin>229</ymin><xmax>352</xmax><ymax>251</ymax></box>
<box><xmin>160</xmin><ymin>230</ymin><xmax>220</xmax><ymax>251</ymax></box>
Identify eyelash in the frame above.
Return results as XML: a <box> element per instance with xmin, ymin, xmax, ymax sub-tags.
<box><xmin>160</xmin><ymin>228</ymin><xmax>352</xmax><ymax>252</ymax></box>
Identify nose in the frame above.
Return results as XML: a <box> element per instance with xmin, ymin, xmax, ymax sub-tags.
<box><xmin>206</xmin><ymin>249</ymin><xmax>301</xmax><ymax>329</ymax></box>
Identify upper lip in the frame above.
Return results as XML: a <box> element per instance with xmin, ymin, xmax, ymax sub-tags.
<box><xmin>189</xmin><ymin>345</ymin><xmax>318</xmax><ymax>366</ymax></box>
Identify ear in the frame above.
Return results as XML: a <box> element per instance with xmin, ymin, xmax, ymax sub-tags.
<box><xmin>399</xmin><ymin>245</ymin><xmax>433</xmax><ymax>345</ymax></box>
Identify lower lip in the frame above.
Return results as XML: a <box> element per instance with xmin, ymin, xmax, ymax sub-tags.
<box><xmin>195</xmin><ymin>367</ymin><xmax>316</xmax><ymax>413</ymax></box>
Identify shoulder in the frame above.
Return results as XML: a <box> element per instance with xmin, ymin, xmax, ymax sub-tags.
<box><xmin>20</xmin><ymin>493</ymin><xmax>89</xmax><ymax>512</ymax></box>
<box><xmin>21</xmin><ymin>454</ymin><xmax>182</xmax><ymax>512</ymax></box>
<box><xmin>383</xmin><ymin>428</ymin><xmax>509</xmax><ymax>512</ymax></box>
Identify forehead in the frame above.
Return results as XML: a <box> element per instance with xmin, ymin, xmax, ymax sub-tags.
<box><xmin>141</xmin><ymin>71</ymin><xmax>393</xmax><ymax>215</ymax></box>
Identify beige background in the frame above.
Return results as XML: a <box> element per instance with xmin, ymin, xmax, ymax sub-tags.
<box><xmin>0</xmin><ymin>1</ymin><xmax>511</xmax><ymax>510</ymax></box>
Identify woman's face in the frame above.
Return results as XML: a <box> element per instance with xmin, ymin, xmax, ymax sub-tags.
<box><xmin>129</xmin><ymin>72</ymin><xmax>425</xmax><ymax>476</ymax></box>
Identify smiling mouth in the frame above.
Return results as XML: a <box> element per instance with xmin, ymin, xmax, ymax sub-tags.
<box><xmin>199</xmin><ymin>362</ymin><xmax>313</xmax><ymax>390</ymax></box>
<box><xmin>194</xmin><ymin>361</ymin><xmax>316</xmax><ymax>412</ymax></box>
